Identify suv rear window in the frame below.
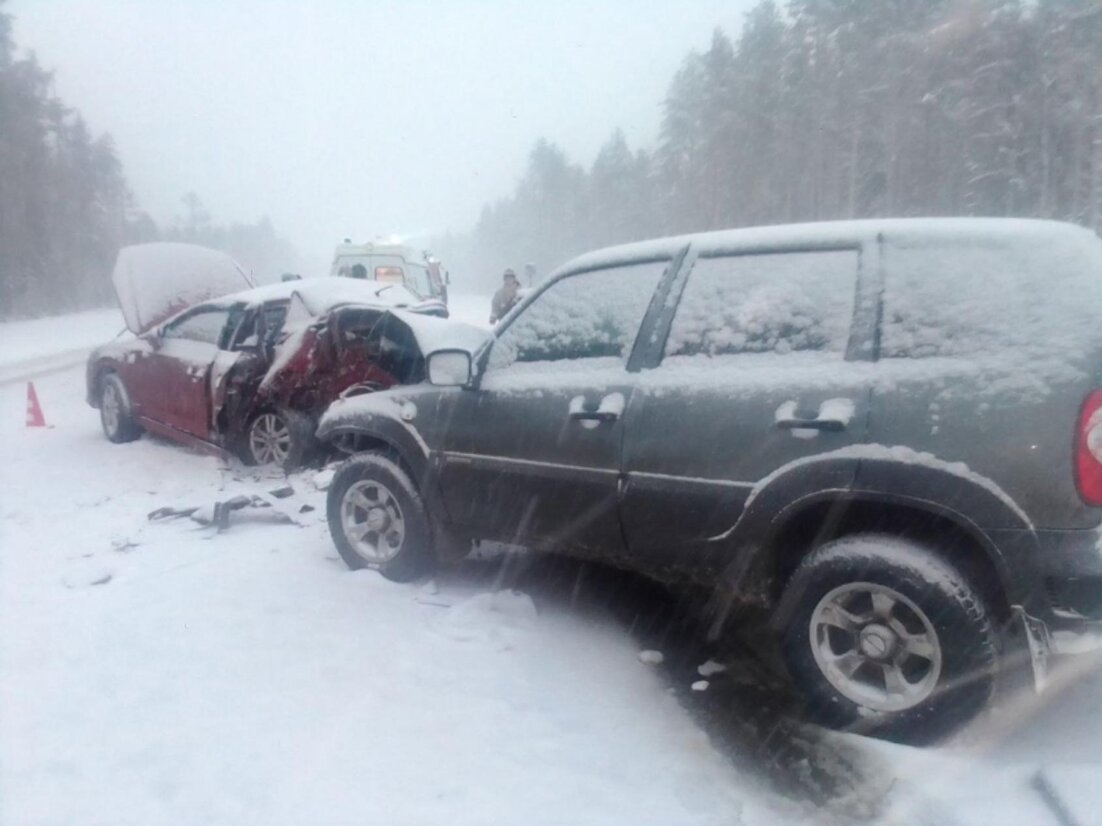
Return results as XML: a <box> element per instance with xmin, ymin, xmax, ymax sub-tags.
<box><xmin>880</xmin><ymin>235</ymin><xmax>1102</xmax><ymax>360</ymax></box>
<box><xmin>665</xmin><ymin>250</ymin><xmax>858</xmax><ymax>359</ymax></box>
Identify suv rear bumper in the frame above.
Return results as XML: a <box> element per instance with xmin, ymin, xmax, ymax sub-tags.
<box><xmin>994</xmin><ymin>527</ymin><xmax>1102</xmax><ymax>629</ymax></box>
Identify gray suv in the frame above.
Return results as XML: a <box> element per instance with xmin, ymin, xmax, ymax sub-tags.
<box><xmin>318</xmin><ymin>218</ymin><xmax>1102</xmax><ymax>739</ymax></box>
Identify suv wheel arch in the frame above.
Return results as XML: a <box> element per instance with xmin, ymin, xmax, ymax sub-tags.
<box><xmin>332</xmin><ymin>432</ymin><xmax>418</xmax><ymax>480</ymax></box>
<box><xmin>760</xmin><ymin>494</ymin><xmax>1015</xmax><ymax>630</ymax></box>
<box><xmin>326</xmin><ymin>431</ymin><xmax>470</xmax><ymax>560</ymax></box>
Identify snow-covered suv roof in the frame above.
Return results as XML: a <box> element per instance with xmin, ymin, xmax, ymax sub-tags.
<box><xmin>555</xmin><ymin>217</ymin><xmax>1099</xmax><ymax>275</ymax></box>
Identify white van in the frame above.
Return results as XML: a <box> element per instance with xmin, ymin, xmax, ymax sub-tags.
<box><xmin>330</xmin><ymin>241</ymin><xmax>448</xmax><ymax>309</ymax></box>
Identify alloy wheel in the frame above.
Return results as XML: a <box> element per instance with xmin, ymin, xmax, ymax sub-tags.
<box><xmin>809</xmin><ymin>581</ymin><xmax>943</xmax><ymax>712</ymax></box>
<box><xmin>340</xmin><ymin>479</ymin><xmax>406</xmax><ymax>564</ymax></box>
<box><xmin>249</xmin><ymin>413</ymin><xmax>292</xmax><ymax>465</ymax></box>
<box><xmin>101</xmin><ymin>382</ymin><xmax>121</xmax><ymax>437</ymax></box>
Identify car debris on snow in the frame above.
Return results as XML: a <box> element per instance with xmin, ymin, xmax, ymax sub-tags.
<box><xmin>691</xmin><ymin>680</ymin><xmax>710</xmax><ymax>692</ymax></box>
<box><xmin>638</xmin><ymin>649</ymin><xmax>665</xmax><ymax>665</ymax></box>
<box><xmin>60</xmin><ymin>559</ymin><xmax>114</xmax><ymax>589</ymax></box>
<box><xmin>147</xmin><ymin>505</ymin><xmax>200</xmax><ymax>521</ymax></box>
<box><xmin>147</xmin><ymin>484</ymin><xmax>305</xmax><ymax>532</ymax></box>
<box><xmin>310</xmin><ymin>467</ymin><xmax>336</xmax><ymax>491</ymax></box>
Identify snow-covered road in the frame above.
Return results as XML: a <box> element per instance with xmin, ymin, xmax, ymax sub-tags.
<box><xmin>0</xmin><ymin>306</ymin><xmax>123</xmax><ymax>385</ymax></box>
<box><xmin>1</xmin><ymin>365</ymin><xmax>797</xmax><ymax>825</ymax></box>
<box><xmin>2</xmin><ymin>299</ymin><xmax>1101</xmax><ymax>826</ymax></box>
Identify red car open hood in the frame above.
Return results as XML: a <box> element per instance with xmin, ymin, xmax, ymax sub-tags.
<box><xmin>112</xmin><ymin>242</ymin><xmax>255</xmax><ymax>334</ymax></box>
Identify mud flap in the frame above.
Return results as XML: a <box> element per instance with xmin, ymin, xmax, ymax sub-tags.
<box><xmin>1013</xmin><ymin>606</ymin><xmax>1051</xmax><ymax>693</ymax></box>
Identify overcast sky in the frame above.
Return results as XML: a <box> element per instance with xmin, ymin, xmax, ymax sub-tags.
<box><xmin>11</xmin><ymin>1</ymin><xmax>753</xmax><ymax>265</ymax></box>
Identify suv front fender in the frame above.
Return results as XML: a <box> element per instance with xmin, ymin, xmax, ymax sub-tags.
<box><xmin>317</xmin><ymin>405</ymin><xmax>430</xmax><ymax>485</ymax></box>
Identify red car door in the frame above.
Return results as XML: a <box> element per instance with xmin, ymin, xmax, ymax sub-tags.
<box><xmin>116</xmin><ymin>332</ymin><xmax>172</xmax><ymax>424</ymax></box>
<box><xmin>146</xmin><ymin>307</ymin><xmax>233</xmax><ymax>439</ymax></box>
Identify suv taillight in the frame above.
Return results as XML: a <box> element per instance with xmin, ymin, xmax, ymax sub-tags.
<box><xmin>1075</xmin><ymin>389</ymin><xmax>1102</xmax><ymax>505</ymax></box>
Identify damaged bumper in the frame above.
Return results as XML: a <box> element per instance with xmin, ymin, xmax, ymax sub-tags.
<box><xmin>999</xmin><ymin>527</ymin><xmax>1102</xmax><ymax>626</ymax></box>
<box><xmin>997</xmin><ymin>527</ymin><xmax>1102</xmax><ymax>690</ymax></box>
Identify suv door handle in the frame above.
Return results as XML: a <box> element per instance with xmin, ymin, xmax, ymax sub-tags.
<box><xmin>569</xmin><ymin>410</ymin><xmax>619</xmax><ymax>423</ymax></box>
<box><xmin>568</xmin><ymin>392</ymin><xmax>625</xmax><ymax>425</ymax></box>
<box><xmin>775</xmin><ymin>417</ymin><xmax>846</xmax><ymax>432</ymax></box>
<box><xmin>775</xmin><ymin>398</ymin><xmax>854</xmax><ymax>433</ymax></box>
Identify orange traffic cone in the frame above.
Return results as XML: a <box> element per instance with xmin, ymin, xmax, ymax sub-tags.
<box><xmin>26</xmin><ymin>381</ymin><xmax>46</xmax><ymax>427</ymax></box>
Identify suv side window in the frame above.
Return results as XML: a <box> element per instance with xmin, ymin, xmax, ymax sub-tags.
<box><xmin>664</xmin><ymin>250</ymin><xmax>858</xmax><ymax>360</ymax></box>
<box><xmin>879</xmin><ymin>238</ymin><xmax>1102</xmax><ymax>361</ymax></box>
<box><xmin>162</xmin><ymin>308</ymin><xmax>232</xmax><ymax>347</ymax></box>
<box><xmin>487</xmin><ymin>260</ymin><xmax>667</xmax><ymax>372</ymax></box>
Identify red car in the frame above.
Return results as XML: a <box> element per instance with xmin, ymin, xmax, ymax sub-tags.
<box><xmin>86</xmin><ymin>242</ymin><xmax>474</xmax><ymax>468</ymax></box>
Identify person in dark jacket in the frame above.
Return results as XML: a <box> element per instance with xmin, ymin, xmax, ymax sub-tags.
<box><xmin>490</xmin><ymin>268</ymin><xmax>520</xmax><ymax>323</ymax></box>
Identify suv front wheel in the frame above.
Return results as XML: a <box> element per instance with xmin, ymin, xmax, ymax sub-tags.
<box><xmin>327</xmin><ymin>452</ymin><xmax>435</xmax><ymax>582</ymax></box>
<box><xmin>781</xmin><ymin>534</ymin><xmax>997</xmax><ymax>742</ymax></box>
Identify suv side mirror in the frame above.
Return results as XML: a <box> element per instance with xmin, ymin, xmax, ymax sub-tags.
<box><xmin>427</xmin><ymin>349</ymin><xmax>472</xmax><ymax>387</ymax></box>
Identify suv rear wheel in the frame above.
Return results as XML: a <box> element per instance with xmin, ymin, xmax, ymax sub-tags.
<box><xmin>781</xmin><ymin>534</ymin><xmax>997</xmax><ymax>742</ymax></box>
<box><xmin>327</xmin><ymin>452</ymin><xmax>434</xmax><ymax>582</ymax></box>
